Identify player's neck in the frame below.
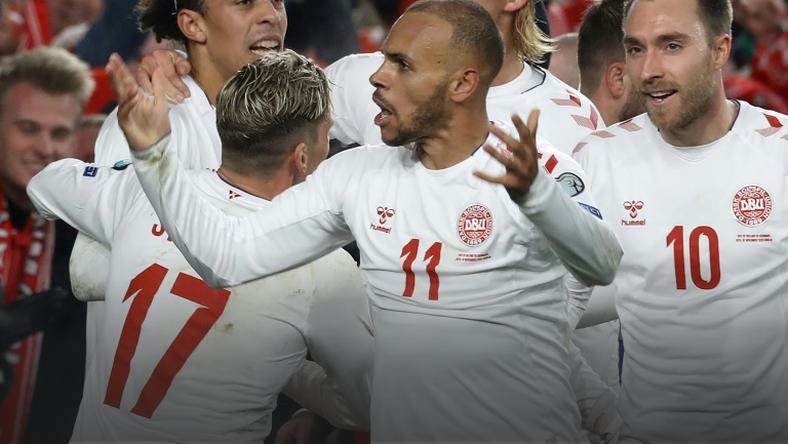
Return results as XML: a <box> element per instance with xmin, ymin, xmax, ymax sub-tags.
<box><xmin>216</xmin><ymin>167</ymin><xmax>289</xmax><ymax>201</ymax></box>
<box><xmin>658</xmin><ymin>86</ymin><xmax>737</xmax><ymax>147</ymax></box>
<box><xmin>586</xmin><ymin>88</ymin><xmax>617</xmax><ymax>127</ymax></box>
<box><xmin>493</xmin><ymin>41</ymin><xmax>523</xmax><ymax>87</ymax></box>
<box><xmin>189</xmin><ymin>51</ymin><xmax>230</xmax><ymax>105</ymax></box>
<box><xmin>417</xmin><ymin>109</ymin><xmax>490</xmax><ymax>170</ymax></box>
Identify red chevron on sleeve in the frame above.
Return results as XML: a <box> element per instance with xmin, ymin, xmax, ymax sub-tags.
<box><xmin>619</xmin><ymin>119</ymin><xmax>643</xmax><ymax>132</ymax></box>
<box><xmin>592</xmin><ymin>129</ymin><xmax>616</xmax><ymax>138</ymax></box>
<box><xmin>551</xmin><ymin>93</ymin><xmax>583</xmax><ymax>108</ymax></box>
<box><xmin>572</xmin><ymin>107</ymin><xmax>599</xmax><ymax>130</ymax></box>
<box><xmin>756</xmin><ymin>114</ymin><xmax>783</xmax><ymax>137</ymax></box>
<box><xmin>571</xmin><ymin>142</ymin><xmax>587</xmax><ymax>155</ymax></box>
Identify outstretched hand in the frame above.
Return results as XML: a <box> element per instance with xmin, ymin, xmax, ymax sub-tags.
<box><xmin>106</xmin><ymin>53</ymin><xmax>171</xmax><ymax>152</ymax></box>
<box><xmin>137</xmin><ymin>48</ymin><xmax>192</xmax><ymax>102</ymax></box>
<box><xmin>473</xmin><ymin>110</ymin><xmax>541</xmax><ymax>202</ymax></box>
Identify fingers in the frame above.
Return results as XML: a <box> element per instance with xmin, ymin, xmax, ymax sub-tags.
<box><xmin>138</xmin><ymin>49</ymin><xmax>190</xmax><ymax>103</ymax></box>
<box><xmin>156</xmin><ymin>49</ymin><xmax>190</xmax><ymax>100</ymax></box>
<box><xmin>106</xmin><ymin>53</ymin><xmax>138</xmax><ymax>104</ymax></box>
<box><xmin>151</xmin><ymin>67</ymin><xmax>168</xmax><ymax>105</ymax></box>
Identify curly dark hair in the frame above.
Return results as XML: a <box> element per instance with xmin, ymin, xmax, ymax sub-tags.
<box><xmin>136</xmin><ymin>0</ymin><xmax>206</xmax><ymax>46</ymax></box>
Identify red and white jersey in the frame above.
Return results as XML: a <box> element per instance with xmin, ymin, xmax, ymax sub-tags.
<box><xmin>327</xmin><ymin>53</ymin><xmax>618</xmax><ymax>389</ymax></box>
<box><xmin>131</xmin><ymin>124</ymin><xmax>622</xmax><ymax>441</ymax></box>
<box><xmin>28</xmin><ymin>162</ymin><xmax>372</xmax><ymax>442</ymax></box>
<box><xmin>574</xmin><ymin>102</ymin><xmax>788</xmax><ymax>442</ymax></box>
<box><xmin>327</xmin><ymin>52</ymin><xmax>603</xmax><ymax>154</ymax></box>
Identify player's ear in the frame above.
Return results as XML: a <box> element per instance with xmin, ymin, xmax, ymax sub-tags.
<box><xmin>503</xmin><ymin>0</ymin><xmax>528</xmax><ymax>13</ymax></box>
<box><xmin>178</xmin><ymin>9</ymin><xmax>207</xmax><ymax>44</ymax></box>
<box><xmin>711</xmin><ymin>34</ymin><xmax>731</xmax><ymax>71</ymax></box>
<box><xmin>292</xmin><ymin>142</ymin><xmax>309</xmax><ymax>174</ymax></box>
<box><xmin>448</xmin><ymin>67</ymin><xmax>481</xmax><ymax>103</ymax></box>
<box><xmin>605</xmin><ymin>62</ymin><xmax>626</xmax><ymax>99</ymax></box>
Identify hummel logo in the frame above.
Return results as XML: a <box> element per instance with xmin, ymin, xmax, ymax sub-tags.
<box><xmin>228</xmin><ymin>190</ymin><xmax>242</xmax><ymax>200</ymax></box>
<box><xmin>376</xmin><ymin>207</ymin><xmax>396</xmax><ymax>225</ymax></box>
<box><xmin>623</xmin><ymin>200</ymin><xmax>644</xmax><ymax>218</ymax></box>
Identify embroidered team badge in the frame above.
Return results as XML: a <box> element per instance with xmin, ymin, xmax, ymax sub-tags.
<box><xmin>732</xmin><ymin>185</ymin><xmax>772</xmax><ymax>226</ymax></box>
<box><xmin>457</xmin><ymin>204</ymin><xmax>493</xmax><ymax>246</ymax></box>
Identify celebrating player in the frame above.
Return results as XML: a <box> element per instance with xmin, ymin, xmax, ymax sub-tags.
<box><xmin>119</xmin><ymin>0</ymin><xmax>623</xmax><ymax>441</ymax></box>
<box><xmin>28</xmin><ymin>50</ymin><xmax>372</xmax><ymax>442</ymax></box>
<box><xmin>573</xmin><ymin>0</ymin><xmax>788</xmax><ymax>441</ymax></box>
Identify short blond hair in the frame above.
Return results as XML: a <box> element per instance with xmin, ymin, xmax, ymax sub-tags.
<box><xmin>217</xmin><ymin>50</ymin><xmax>331</xmax><ymax>174</ymax></box>
<box><xmin>0</xmin><ymin>46</ymin><xmax>94</xmax><ymax>111</ymax></box>
<box><xmin>513</xmin><ymin>1</ymin><xmax>554</xmax><ymax>64</ymax></box>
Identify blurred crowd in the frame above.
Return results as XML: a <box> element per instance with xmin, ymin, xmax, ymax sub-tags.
<box><xmin>0</xmin><ymin>0</ymin><xmax>782</xmax><ymax>136</ymax></box>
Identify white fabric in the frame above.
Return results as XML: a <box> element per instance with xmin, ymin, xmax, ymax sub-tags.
<box><xmin>30</xmin><ymin>160</ymin><xmax>372</xmax><ymax>441</ymax></box>
<box><xmin>574</xmin><ymin>102</ymin><xmax>788</xmax><ymax>442</ymax></box>
<box><xmin>130</xmin><ymin>120</ymin><xmax>622</xmax><ymax>441</ymax></box>
<box><xmin>327</xmin><ymin>51</ymin><xmax>621</xmax><ymax>392</ymax></box>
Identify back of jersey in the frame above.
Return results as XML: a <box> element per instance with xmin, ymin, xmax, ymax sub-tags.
<box><xmin>70</xmin><ymin>171</ymin><xmax>330</xmax><ymax>443</ymax></box>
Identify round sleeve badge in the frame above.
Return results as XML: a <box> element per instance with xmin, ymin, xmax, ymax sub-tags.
<box><xmin>732</xmin><ymin>185</ymin><xmax>772</xmax><ymax>226</ymax></box>
<box><xmin>457</xmin><ymin>204</ymin><xmax>493</xmax><ymax>246</ymax></box>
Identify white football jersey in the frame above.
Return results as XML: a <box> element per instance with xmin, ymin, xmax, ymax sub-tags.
<box><xmin>327</xmin><ymin>52</ymin><xmax>619</xmax><ymax>390</ymax></box>
<box><xmin>131</xmin><ymin>123</ymin><xmax>622</xmax><ymax>441</ymax></box>
<box><xmin>29</xmin><ymin>162</ymin><xmax>372</xmax><ymax>442</ymax></box>
<box><xmin>574</xmin><ymin>102</ymin><xmax>788</xmax><ymax>442</ymax></box>
<box><xmin>327</xmin><ymin>52</ymin><xmax>603</xmax><ymax>154</ymax></box>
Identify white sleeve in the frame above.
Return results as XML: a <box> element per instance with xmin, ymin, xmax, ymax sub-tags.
<box><xmin>569</xmin><ymin>341</ymin><xmax>622</xmax><ymax>441</ymax></box>
<box><xmin>326</xmin><ymin>54</ymin><xmax>378</xmax><ymax>145</ymax></box>
<box><xmin>576</xmin><ymin>284</ymin><xmax>619</xmax><ymax>329</ymax></box>
<box><xmin>283</xmin><ymin>360</ymin><xmax>365</xmax><ymax>430</ymax></box>
<box><xmin>94</xmin><ymin>108</ymin><xmax>132</xmax><ymax>165</ymax></box>
<box><xmin>520</xmin><ymin>149</ymin><xmax>623</xmax><ymax>286</ymax></box>
<box><xmin>303</xmin><ymin>250</ymin><xmax>373</xmax><ymax>429</ymax></box>
<box><xmin>131</xmin><ymin>133</ymin><xmax>355</xmax><ymax>288</ymax></box>
<box><xmin>27</xmin><ymin>159</ymin><xmax>135</xmax><ymax>245</ymax></box>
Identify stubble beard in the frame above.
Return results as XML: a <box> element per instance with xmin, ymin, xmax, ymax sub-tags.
<box><xmin>383</xmin><ymin>79</ymin><xmax>451</xmax><ymax>148</ymax></box>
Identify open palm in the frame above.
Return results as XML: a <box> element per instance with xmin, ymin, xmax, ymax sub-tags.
<box><xmin>106</xmin><ymin>53</ymin><xmax>171</xmax><ymax>151</ymax></box>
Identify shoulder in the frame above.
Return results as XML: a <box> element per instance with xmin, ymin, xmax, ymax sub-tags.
<box><xmin>325</xmin><ymin>52</ymin><xmax>383</xmax><ymax>82</ymax></box>
<box><xmin>325</xmin><ymin>143</ymin><xmax>408</xmax><ymax>170</ymax></box>
<box><xmin>730</xmin><ymin>101</ymin><xmax>788</xmax><ymax>144</ymax></box>
<box><xmin>572</xmin><ymin>113</ymin><xmax>651</xmax><ymax>157</ymax></box>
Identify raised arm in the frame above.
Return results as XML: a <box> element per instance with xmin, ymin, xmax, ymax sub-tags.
<box><xmin>475</xmin><ymin>112</ymin><xmax>623</xmax><ymax>286</ymax></box>
<box><xmin>107</xmin><ymin>54</ymin><xmax>355</xmax><ymax>288</ymax></box>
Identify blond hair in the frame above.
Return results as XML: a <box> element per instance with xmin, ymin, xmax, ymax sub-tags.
<box><xmin>217</xmin><ymin>50</ymin><xmax>331</xmax><ymax>174</ymax></box>
<box><xmin>513</xmin><ymin>1</ymin><xmax>554</xmax><ymax>64</ymax></box>
<box><xmin>0</xmin><ymin>46</ymin><xmax>94</xmax><ymax>111</ymax></box>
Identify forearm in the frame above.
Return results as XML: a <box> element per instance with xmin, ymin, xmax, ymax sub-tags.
<box><xmin>283</xmin><ymin>360</ymin><xmax>367</xmax><ymax>430</ymax></box>
<box><xmin>518</xmin><ymin>169</ymin><xmax>622</xmax><ymax>286</ymax></box>
<box><xmin>131</xmin><ymin>134</ymin><xmax>352</xmax><ymax>288</ymax></box>
<box><xmin>569</xmin><ymin>342</ymin><xmax>621</xmax><ymax>440</ymax></box>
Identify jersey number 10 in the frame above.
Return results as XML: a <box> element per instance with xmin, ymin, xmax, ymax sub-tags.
<box><xmin>666</xmin><ymin>225</ymin><xmax>721</xmax><ymax>290</ymax></box>
<box><xmin>104</xmin><ymin>264</ymin><xmax>230</xmax><ymax>418</ymax></box>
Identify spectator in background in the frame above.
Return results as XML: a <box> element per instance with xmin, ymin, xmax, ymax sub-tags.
<box><xmin>48</xmin><ymin>0</ymin><xmax>104</xmax><ymax>49</ymax></box>
<box><xmin>74</xmin><ymin>0</ymin><xmax>149</xmax><ymax>66</ymax></box>
<box><xmin>549</xmin><ymin>32</ymin><xmax>579</xmax><ymax>88</ymax></box>
<box><xmin>732</xmin><ymin>0</ymin><xmax>788</xmax><ymax>106</ymax></box>
<box><xmin>284</xmin><ymin>0</ymin><xmax>358</xmax><ymax>64</ymax></box>
<box><xmin>72</xmin><ymin>114</ymin><xmax>106</xmax><ymax>162</ymax></box>
<box><xmin>0</xmin><ymin>46</ymin><xmax>93</xmax><ymax>444</ymax></box>
<box><xmin>577</xmin><ymin>0</ymin><xmax>643</xmax><ymax>125</ymax></box>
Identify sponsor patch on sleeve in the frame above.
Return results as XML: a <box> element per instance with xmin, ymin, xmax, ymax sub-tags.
<box><xmin>82</xmin><ymin>166</ymin><xmax>98</xmax><ymax>177</ymax></box>
<box><xmin>578</xmin><ymin>202</ymin><xmax>603</xmax><ymax>219</ymax></box>
<box><xmin>112</xmin><ymin>159</ymin><xmax>132</xmax><ymax>171</ymax></box>
<box><xmin>556</xmin><ymin>172</ymin><xmax>585</xmax><ymax>197</ymax></box>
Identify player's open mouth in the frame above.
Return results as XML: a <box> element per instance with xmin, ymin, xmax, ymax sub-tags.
<box><xmin>250</xmin><ymin>40</ymin><xmax>280</xmax><ymax>56</ymax></box>
<box><xmin>646</xmin><ymin>90</ymin><xmax>676</xmax><ymax>105</ymax></box>
<box><xmin>373</xmin><ymin>94</ymin><xmax>394</xmax><ymax>126</ymax></box>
